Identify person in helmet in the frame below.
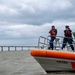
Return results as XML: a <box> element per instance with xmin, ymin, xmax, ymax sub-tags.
<box><xmin>62</xmin><ymin>26</ymin><xmax>74</xmax><ymax>51</ymax></box>
<box><xmin>48</xmin><ymin>26</ymin><xmax>57</xmax><ymax>50</ymax></box>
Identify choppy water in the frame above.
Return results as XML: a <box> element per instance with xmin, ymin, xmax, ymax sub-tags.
<box><xmin>0</xmin><ymin>50</ymin><xmax>75</xmax><ymax>75</ymax></box>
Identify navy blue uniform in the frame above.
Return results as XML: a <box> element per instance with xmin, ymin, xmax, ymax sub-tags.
<box><xmin>62</xmin><ymin>30</ymin><xmax>74</xmax><ymax>51</ymax></box>
<box><xmin>49</xmin><ymin>29</ymin><xmax>57</xmax><ymax>50</ymax></box>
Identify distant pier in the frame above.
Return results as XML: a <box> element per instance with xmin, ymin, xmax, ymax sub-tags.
<box><xmin>0</xmin><ymin>46</ymin><xmax>40</xmax><ymax>51</ymax></box>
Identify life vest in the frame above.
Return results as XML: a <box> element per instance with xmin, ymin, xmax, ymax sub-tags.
<box><xmin>65</xmin><ymin>30</ymin><xmax>71</xmax><ymax>35</ymax></box>
<box><xmin>64</xmin><ymin>30</ymin><xmax>72</xmax><ymax>37</ymax></box>
<box><xmin>49</xmin><ymin>29</ymin><xmax>57</xmax><ymax>36</ymax></box>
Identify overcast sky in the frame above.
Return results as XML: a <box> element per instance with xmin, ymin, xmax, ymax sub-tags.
<box><xmin>0</xmin><ymin>0</ymin><xmax>75</xmax><ymax>46</ymax></box>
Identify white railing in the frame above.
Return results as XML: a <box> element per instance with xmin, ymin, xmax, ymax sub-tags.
<box><xmin>38</xmin><ymin>35</ymin><xmax>75</xmax><ymax>51</ymax></box>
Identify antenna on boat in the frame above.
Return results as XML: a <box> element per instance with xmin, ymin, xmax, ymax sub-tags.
<box><xmin>73</xmin><ymin>32</ymin><xmax>75</xmax><ymax>38</ymax></box>
<box><xmin>72</xmin><ymin>32</ymin><xmax>75</xmax><ymax>47</ymax></box>
<box><xmin>54</xmin><ymin>38</ymin><xmax>60</xmax><ymax>50</ymax></box>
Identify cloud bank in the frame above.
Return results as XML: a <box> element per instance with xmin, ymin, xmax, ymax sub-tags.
<box><xmin>0</xmin><ymin>0</ymin><xmax>75</xmax><ymax>46</ymax></box>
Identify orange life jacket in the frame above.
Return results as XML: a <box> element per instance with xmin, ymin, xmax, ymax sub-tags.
<box><xmin>64</xmin><ymin>30</ymin><xmax>72</xmax><ymax>37</ymax></box>
<box><xmin>66</xmin><ymin>30</ymin><xmax>71</xmax><ymax>35</ymax></box>
<box><xmin>49</xmin><ymin>29</ymin><xmax>57</xmax><ymax>36</ymax></box>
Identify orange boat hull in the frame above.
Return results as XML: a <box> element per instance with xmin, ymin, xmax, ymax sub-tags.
<box><xmin>30</xmin><ymin>49</ymin><xmax>75</xmax><ymax>73</ymax></box>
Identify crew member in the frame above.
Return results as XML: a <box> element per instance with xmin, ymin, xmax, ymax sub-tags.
<box><xmin>62</xmin><ymin>26</ymin><xmax>74</xmax><ymax>51</ymax></box>
<box><xmin>48</xmin><ymin>26</ymin><xmax>57</xmax><ymax>50</ymax></box>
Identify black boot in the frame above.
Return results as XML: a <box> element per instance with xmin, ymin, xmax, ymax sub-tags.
<box><xmin>48</xmin><ymin>47</ymin><xmax>50</xmax><ymax>50</ymax></box>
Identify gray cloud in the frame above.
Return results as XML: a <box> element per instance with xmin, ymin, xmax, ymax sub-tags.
<box><xmin>0</xmin><ymin>22</ymin><xmax>75</xmax><ymax>46</ymax></box>
<box><xmin>0</xmin><ymin>0</ymin><xmax>75</xmax><ymax>46</ymax></box>
<box><xmin>0</xmin><ymin>0</ymin><xmax>75</xmax><ymax>25</ymax></box>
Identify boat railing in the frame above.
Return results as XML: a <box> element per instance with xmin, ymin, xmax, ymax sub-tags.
<box><xmin>38</xmin><ymin>35</ymin><xmax>75</xmax><ymax>51</ymax></box>
<box><xmin>38</xmin><ymin>36</ymin><xmax>49</xmax><ymax>49</ymax></box>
